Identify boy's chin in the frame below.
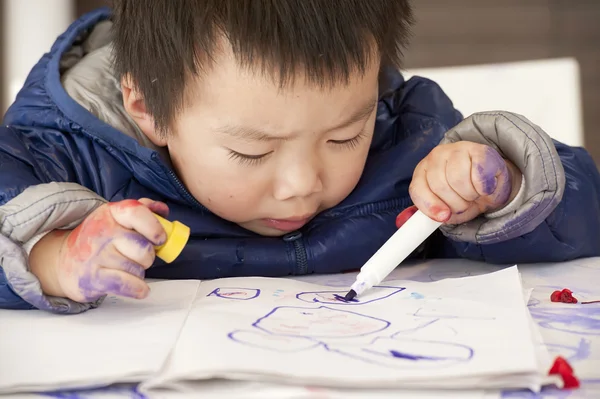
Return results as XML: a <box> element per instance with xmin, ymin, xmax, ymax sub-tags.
<box><xmin>238</xmin><ymin>220</ymin><xmax>293</xmax><ymax>237</ymax></box>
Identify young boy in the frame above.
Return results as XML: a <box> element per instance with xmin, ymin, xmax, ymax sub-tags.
<box><xmin>1</xmin><ymin>1</ymin><xmax>599</xmax><ymax>313</ymax></box>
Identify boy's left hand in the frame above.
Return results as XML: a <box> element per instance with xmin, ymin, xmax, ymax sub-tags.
<box><xmin>408</xmin><ymin>142</ymin><xmax>522</xmax><ymax>225</ymax></box>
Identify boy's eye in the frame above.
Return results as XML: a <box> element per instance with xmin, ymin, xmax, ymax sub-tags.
<box><xmin>228</xmin><ymin>150</ymin><xmax>272</xmax><ymax>166</ymax></box>
<box><xmin>329</xmin><ymin>131</ymin><xmax>366</xmax><ymax>149</ymax></box>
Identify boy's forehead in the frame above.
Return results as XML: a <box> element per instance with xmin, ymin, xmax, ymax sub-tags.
<box><xmin>181</xmin><ymin>45</ymin><xmax>381</xmax><ymax>137</ymax></box>
<box><xmin>193</xmin><ymin>40</ymin><xmax>381</xmax><ymax>98</ymax></box>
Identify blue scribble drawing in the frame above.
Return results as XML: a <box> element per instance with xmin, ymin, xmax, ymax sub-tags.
<box><xmin>208</xmin><ymin>287</ymin><xmax>261</xmax><ymax>300</ymax></box>
<box><xmin>41</xmin><ymin>385</ymin><xmax>145</xmax><ymax>398</ymax></box>
<box><xmin>529</xmin><ymin>306</ymin><xmax>600</xmax><ymax>335</ymax></box>
<box><xmin>253</xmin><ymin>306</ymin><xmax>390</xmax><ymax>338</ymax></box>
<box><xmin>229</xmin><ymin>304</ymin><xmax>474</xmax><ymax>369</ymax></box>
<box><xmin>545</xmin><ymin>338</ymin><xmax>591</xmax><ymax>362</ymax></box>
<box><xmin>228</xmin><ymin>330</ymin><xmax>320</xmax><ymax>352</ymax></box>
<box><xmin>413</xmin><ymin>300</ymin><xmax>497</xmax><ymax>320</ymax></box>
<box><xmin>296</xmin><ymin>286</ymin><xmax>405</xmax><ymax>305</ymax></box>
<box><xmin>334</xmin><ymin>336</ymin><xmax>473</xmax><ymax>369</ymax></box>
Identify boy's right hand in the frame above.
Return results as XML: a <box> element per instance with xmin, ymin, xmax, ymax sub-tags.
<box><xmin>30</xmin><ymin>199</ymin><xmax>169</xmax><ymax>303</ymax></box>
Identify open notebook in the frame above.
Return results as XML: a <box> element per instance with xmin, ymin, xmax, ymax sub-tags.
<box><xmin>0</xmin><ymin>266</ymin><xmax>558</xmax><ymax>395</ymax></box>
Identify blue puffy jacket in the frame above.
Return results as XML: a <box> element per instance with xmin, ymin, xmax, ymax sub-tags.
<box><xmin>1</xmin><ymin>8</ymin><xmax>599</xmax><ymax>312</ymax></box>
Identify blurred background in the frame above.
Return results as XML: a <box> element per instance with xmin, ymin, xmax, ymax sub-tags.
<box><xmin>1</xmin><ymin>0</ymin><xmax>599</xmax><ymax>162</ymax></box>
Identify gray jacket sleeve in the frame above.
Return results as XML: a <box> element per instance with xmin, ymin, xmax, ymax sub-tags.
<box><xmin>438</xmin><ymin>111</ymin><xmax>566</xmax><ymax>244</ymax></box>
<box><xmin>1</xmin><ymin>182</ymin><xmax>107</xmax><ymax>313</ymax></box>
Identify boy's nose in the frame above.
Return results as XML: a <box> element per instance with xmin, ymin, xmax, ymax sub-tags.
<box><xmin>273</xmin><ymin>158</ymin><xmax>323</xmax><ymax>201</ymax></box>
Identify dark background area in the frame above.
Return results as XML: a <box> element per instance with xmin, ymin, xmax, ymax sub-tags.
<box><xmin>3</xmin><ymin>0</ymin><xmax>599</xmax><ymax>162</ymax></box>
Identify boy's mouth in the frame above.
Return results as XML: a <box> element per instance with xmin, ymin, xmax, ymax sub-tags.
<box><xmin>261</xmin><ymin>215</ymin><xmax>313</xmax><ymax>232</ymax></box>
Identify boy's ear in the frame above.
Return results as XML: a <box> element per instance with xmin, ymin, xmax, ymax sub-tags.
<box><xmin>121</xmin><ymin>76</ymin><xmax>168</xmax><ymax>147</ymax></box>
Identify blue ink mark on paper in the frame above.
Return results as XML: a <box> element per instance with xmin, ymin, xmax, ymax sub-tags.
<box><xmin>228</xmin><ymin>330</ymin><xmax>321</xmax><ymax>352</ymax></box>
<box><xmin>546</xmin><ymin>338</ymin><xmax>591</xmax><ymax>362</ymax></box>
<box><xmin>529</xmin><ymin>306</ymin><xmax>600</xmax><ymax>335</ymax></box>
<box><xmin>326</xmin><ymin>336</ymin><xmax>474</xmax><ymax>369</ymax></box>
<box><xmin>296</xmin><ymin>286</ymin><xmax>405</xmax><ymax>305</ymax></box>
<box><xmin>389</xmin><ymin>349</ymin><xmax>429</xmax><ymax>360</ymax></box>
<box><xmin>252</xmin><ymin>305</ymin><xmax>390</xmax><ymax>338</ymax></box>
<box><xmin>41</xmin><ymin>385</ymin><xmax>146</xmax><ymax>398</ymax></box>
<box><xmin>410</xmin><ymin>292</ymin><xmax>424</xmax><ymax>299</ymax></box>
<box><xmin>208</xmin><ymin>287</ymin><xmax>260</xmax><ymax>300</ymax></box>
<box><xmin>230</xmin><ymin>303</ymin><xmax>475</xmax><ymax>370</ymax></box>
<box><xmin>413</xmin><ymin>303</ymin><xmax>496</xmax><ymax>320</ymax></box>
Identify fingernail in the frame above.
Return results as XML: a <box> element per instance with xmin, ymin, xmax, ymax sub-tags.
<box><xmin>436</xmin><ymin>210</ymin><xmax>451</xmax><ymax>222</ymax></box>
<box><xmin>154</xmin><ymin>232</ymin><xmax>167</xmax><ymax>246</ymax></box>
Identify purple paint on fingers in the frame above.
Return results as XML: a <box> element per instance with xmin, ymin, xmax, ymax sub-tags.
<box><xmin>118</xmin><ymin>260</ymin><xmax>146</xmax><ymax>278</ymax></box>
<box><xmin>475</xmin><ymin>147</ymin><xmax>512</xmax><ymax>205</ymax></box>
<box><xmin>78</xmin><ymin>273</ymin><xmax>105</xmax><ymax>302</ymax></box>
<box><xmin>79</xmin><ymin>272</ymin><xmax>143</xmax><ymax>301</ymax></box>
<box><xmin>125</xmin><ymin>232</ymin><xmax>154</xmax><ymax>250</ymax></box>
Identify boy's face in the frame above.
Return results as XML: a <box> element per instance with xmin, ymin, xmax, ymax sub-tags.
<box><xmin>127</xmin><ymin>48</ymin><xmax>379</xmax><ymax>236</ymax></box>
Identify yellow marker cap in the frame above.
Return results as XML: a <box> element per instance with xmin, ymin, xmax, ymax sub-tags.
<box><xmin>153</xmin><ymin>214</ymin><xmax>190</xmax><ymax>263</ymax></box>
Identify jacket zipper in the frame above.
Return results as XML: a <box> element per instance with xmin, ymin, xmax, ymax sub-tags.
<box><xmin>287</xmin><ymin>197</ymin><xmax>414</xmax><ymax>275</ymax></box>
<box><xmin>167</xmin><ymin>169</ymin><xmax>209</xmax><ymax>211</ymax></box>
<box><xmin>294</xmin><ymin>239</ymin><xmax>308</xmax><ymax>275</ymax></box>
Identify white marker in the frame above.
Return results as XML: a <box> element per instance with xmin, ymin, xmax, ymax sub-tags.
<box><xmin>344</xmin><ymin>210</ymin><xmax>442</xmax><ymax>300</ymax></box>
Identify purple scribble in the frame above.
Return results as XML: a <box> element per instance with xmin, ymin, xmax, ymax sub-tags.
<box><xmin>208</xmin><ymin>287</ymin><xmax>261</xmax><ymax>300</ymax></box>
<box><xmin>529</xmin><ymin>306</ymin><xmax>600</xmax><ymax>335</ymax></box>
<box><xmin>333</xmin><ymin>294</ymin><xmax>358</xmax><ymax>303</ymax></box>
<box><xmin>389</xmin><ymin>349</ymin><xmax>430</xmax><ymax>360</ymax></box>
<box><xmin>546</xmin><ymin>338</ymin><xmax>591</xmax><ymax>362</ymax></box>
<box><xmin>253</xmin><ymin>305</ymin><xmax>390</xmax><ymax>338</ymax></box>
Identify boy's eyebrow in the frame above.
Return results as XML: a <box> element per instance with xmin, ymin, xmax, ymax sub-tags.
<box><xmin>215</xmin><ymin>97</ymin><xmax>378</xmax><ymax>142</ymax></box>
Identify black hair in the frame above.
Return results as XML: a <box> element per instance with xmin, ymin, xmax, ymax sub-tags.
<box><xmin>111</xmin><ymin>0</ymin><xmax>414</xmax><ymax>134</ymax></box>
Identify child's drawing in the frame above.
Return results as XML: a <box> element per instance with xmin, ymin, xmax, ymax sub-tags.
<box><xmin>413</xmin><ymin>299</ymin><xmax>497</xmax><ymax>320</ymax></box>
<box><xmin>296</xmin><ymin>286</ymin><xmax>405</xmax><ymax>305</ymax></box>
<box><xmin>253</xmin><ymin>306</ymin><xmax>390</xmax><ymax>338</ymax></box>
<box><xmin>228</xmin><ymin>303</ymin><xmax>474</xmax><ymax>369</ymax></box>
<box><xmin>208</xmin><ymin>287</ymin><xmax>261</xmax><ymax>300</ymax></box>
<box><xmin>529</xmin><ymin>306</ymin><xmax>600</xmax><ymax>335</ymax></box>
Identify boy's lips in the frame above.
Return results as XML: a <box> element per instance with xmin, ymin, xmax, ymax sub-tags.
<box><xmin>261</xmin><ymin>215</ymin><xmax>313</xmax><ymax>232</ymax></box>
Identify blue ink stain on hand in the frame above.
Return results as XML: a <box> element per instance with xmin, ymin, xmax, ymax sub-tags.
<box><xmin>410</xmin><ymin>292</ymin><xmax>424</xmax><ymax>299</ymax></box>
<box><xmin>333</xmin><ymin>294</ymin><xmax>358</xmax><ymax>303</ymax></box>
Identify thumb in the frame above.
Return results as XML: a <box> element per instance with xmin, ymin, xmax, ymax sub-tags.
<box><xmin>396</xmin><ymin>205</ymin><xmax>418</xmax><ymax>229</ymax></box>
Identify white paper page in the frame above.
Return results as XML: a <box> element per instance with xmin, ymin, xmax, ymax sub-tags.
<box><xmin>0</xmin><ymin>280</ymin><xmax>201</xmax><ymax>394</ymax></box>
<box><xmin>146</xmin><ymin>267</ymin><xmax>538</xmax><ymax>390</ymax></box>
<box><xmin>146</xmin><ymin>380</ymin><xmax>487</xmax><ymax>399</ymax></box>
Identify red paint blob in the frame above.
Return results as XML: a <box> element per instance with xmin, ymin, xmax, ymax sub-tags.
<box><xmin>551</xmin><ymin>288</ymin><xmax>578</xmax><ymax>304</ymax></box>
<box><xmin>548</xmin><ymin>356</ymin><xmax>580</xmax><ymax>389</ymax></box>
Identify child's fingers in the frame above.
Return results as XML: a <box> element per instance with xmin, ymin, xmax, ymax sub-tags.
<box><xmin>138</xmin><ymin>198</ymin><xmax>170</xmax><ymax>218</ymax></box>
<box><xmin>425</xmin><ymin>154</ymin><xmax>471</xmax><ymax>214</ymax></box>
<box><xmin>468</xmin><ymin>146</ymin><xmax>502</xmax><ymax>196</ymax></box>
<box><xmin>111</xmin><ymin>230</ymin><xmax>156</xmax><ymax>269</ymax></box>
<box><xmin>109</xmin><ymin>200</ymin><xmax>167</xmax><ymax>246</ymax></box>
<box><xmin>99</xmin><ymin>253</ymin><xmax>146</xmax><ymax>278</ymax></box>
<box><xmin>409</xmin><ymin>163</ymin><xmax>451</xmax><ymax>223</ymax></box>
<box><xmin>445</xmin><ymin>150</ymin><xmax>479</xmax><ymax>202</ymax></box>
<box><xmin>95</xmin><ymin>268</ymin><xmax>150</xmax><ymax>299</ymax></box>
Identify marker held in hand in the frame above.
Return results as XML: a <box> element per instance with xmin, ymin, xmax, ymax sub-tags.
<box><xmin>345</xmin><ymin>209</ymin><xmax>441</xmax><ymax>299</ymax></box>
